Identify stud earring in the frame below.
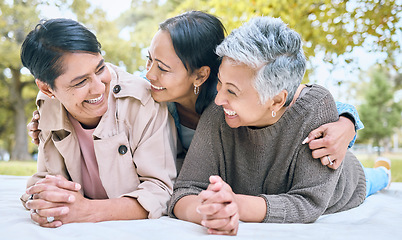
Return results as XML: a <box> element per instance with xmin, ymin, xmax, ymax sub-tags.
<box><xmin>194</xmin><ymin>85</ymin><xmax>200</xmax><ymax>95</ymax></box>
<box><xmin>51</xmin><ymin>96</ymin><xmax>55</xmax><ymax>99</ymax></box>
<box><xmin>271</xmin><ymin>111</ymin><xmax>276</xmax><ymax>118</ymax></box>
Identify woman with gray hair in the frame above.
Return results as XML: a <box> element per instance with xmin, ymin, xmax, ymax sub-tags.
<box><xmin>168</xmin><ymin>17</ymin><xmax>390</xmax><ymax>235</ymax></box>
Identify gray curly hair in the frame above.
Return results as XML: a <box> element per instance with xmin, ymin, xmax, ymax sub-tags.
<box><xmin>215</xmin><ymin>17</ymin><xmax>306</xmax><ymax>106</ymax></box>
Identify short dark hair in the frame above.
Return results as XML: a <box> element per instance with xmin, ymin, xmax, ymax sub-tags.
<box><xmin>159</xmin><ymin>11</ymin><xmax>225</xmax><ymax>114</ymax></box>
<box><xmin>20</xmin><ymin>18</ymin><xmax>101</xmax><ymax>89</ymax></box>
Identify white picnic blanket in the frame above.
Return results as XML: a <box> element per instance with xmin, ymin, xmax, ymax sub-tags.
<box><xmin>1</xmin><ymin>175</ymin><xmax>401</xmax><ymax>240</ymax></box>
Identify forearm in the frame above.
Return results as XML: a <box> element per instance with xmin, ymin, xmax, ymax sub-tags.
<box><xmin>173</xmin><ymin>195</ymin><xmax>203</xmax><ymax>224</ymax></box>
<box><xmin>87</xmin><ymin>197</ymin><xmax>148</xmax><ymax>222</ymax></box>
<box><xmin>235</xmin><ymin>194</ymin><xmax>266</xmax><ymax>222</ymax></box>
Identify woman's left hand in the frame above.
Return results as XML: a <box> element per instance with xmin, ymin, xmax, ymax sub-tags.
<box><xmin>197</xmin><ymin>176</ymin><xmax>239</xmax><ymax>235</ymax></box>
<box><xmin>26</xmin><ymin>175</ymin><xmax>86</xmax><ymax>228</ymax></box>
<box><xmin>28</xmin><ymin>186</ymin><xmax>91</xmax><ymax>227</ymax></box>
<box><xmin>303</xmin><ymin>116</ymin><xmax>355</xmax><ymax>169</ymax></box>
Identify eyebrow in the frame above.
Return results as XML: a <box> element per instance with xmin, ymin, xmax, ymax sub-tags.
<box><xmin>218</xmin><ymin>72</ymin><xmax>241</xmax><ymax>92</ymax></box>
<box><xmin>70</xmin><ymin>59</ymin><xmax>105</xmax><ymax>84</ymax></box>
<box><xmin>148</xmin><ymin>51</ymin><xmax>171</xmax><ymax>69</ymax></box>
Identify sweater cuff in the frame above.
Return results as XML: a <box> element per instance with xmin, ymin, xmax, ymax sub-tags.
<box><xmin>259</xmin><ymin>194</ymin><xmax>286</xmax><ymax>223</ymax></box>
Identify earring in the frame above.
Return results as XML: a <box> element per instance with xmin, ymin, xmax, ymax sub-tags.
<box><xmin>51</xmin><ymin>96</ymin><xmax>55</xmax><ymax>99</ymax></box>
<box><xmin>194</xmin><ymin>85</ymin><xmax>199</xmax><ymax>95</ymax></box>
<box><xmin>271</xmin><ymin>111</ymin><xmax>276</xmax><ymax>118</ymax></box>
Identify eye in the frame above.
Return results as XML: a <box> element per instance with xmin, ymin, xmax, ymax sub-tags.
<box><xmin>146</xmin><ymin>56</ymin><xmax>152</xmax><ymax>70</ymax></box>
<box><xmin>96</xmin><ymin>65</ymin><xmax>105</xmax><ymax>75</ymax></box>
<box><xmin>158</xmin><ymin>65</ymin><xmax>168</xmax><ymax>72</ymax></box>
<box><xmin>228</xmin><ymin>89</ymin><xmax>237</xmax><ymax>96</ymax></box>
<box><xmin>74</xmin><ymin>79</ymin><xmax>87</xmax><ymax>87</ymax></box>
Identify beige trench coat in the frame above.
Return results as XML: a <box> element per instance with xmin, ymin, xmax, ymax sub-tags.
<box><xmin>21</xmin><ymin>64</ymin><xmax>177</xmax><ymax>218</ymax></box>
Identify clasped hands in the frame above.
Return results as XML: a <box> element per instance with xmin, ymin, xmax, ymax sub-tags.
<box><xmin>196</xmin><ymin>175</ymin><xmax>239</xmax><ymax>235</ymax></box>
<box><xmin>25</xmin><ymin>175</ymin><xmax>86</xmax><ymax>228</ymax></box>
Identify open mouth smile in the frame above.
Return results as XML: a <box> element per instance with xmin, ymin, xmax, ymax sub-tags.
<box><xmin>84</xmin><ymin>94</ymin><xmax>103</xmax><ymax>104</ymax></box>
<box><xmin>151</xmin><ymin>83</ymin><xmax>166</xmax><ymax>90</ymax></box>
<box><xmin>223</xmin><ymin>108</ymin><xmax>237</xmax><ymax>116</ymax></box>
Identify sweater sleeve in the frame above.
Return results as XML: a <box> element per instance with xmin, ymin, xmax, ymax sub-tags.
<box><xmin>168</xmin><ymin>104</ymin><xmax>223</xmax><ymax>218</ymax></box>
<box><xmin>260</xmin><ymin>92</ymin><xmax>343</xmax><ymax>223</ymax></box>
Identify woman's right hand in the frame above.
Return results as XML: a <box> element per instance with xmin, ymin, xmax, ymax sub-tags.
<box><xmin>197</xmin><ymin>176</ymin><xmax>239</xmax><ymax>235</ymax></box>
<box><xmin>27</xmin><ymin>110</ymin><xmax>41</xmax><ymax>145</ymax></box>
<box><xmin>26</xmin><ymin>175</ymin><xmax>81</xmax><ymax>228</ymax></box>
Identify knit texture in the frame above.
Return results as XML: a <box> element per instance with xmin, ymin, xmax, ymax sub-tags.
<box><xmin>168</xmin><ymin>84</ymin><xmax>366</xmax><ymax>223</ymax></box>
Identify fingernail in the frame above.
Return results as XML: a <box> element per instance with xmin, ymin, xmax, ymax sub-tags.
<box><xmin>302</xmin><ymin>137</ymin><xmax>309</xmax><ymax>144</ymax></box>
<box><xmin>54</xmin><ymin>221</ymin><xmax>62</xmax><ymax>227</ymax></box>
<box><xmin>201</xmin><ymin>220</ymin><xmax>206</xmax><ymax>226</ymax></box>
<box><xmin>75</xmin><ymin>183</ymin><xmax>81</xmax><ymax>190</ymax></box>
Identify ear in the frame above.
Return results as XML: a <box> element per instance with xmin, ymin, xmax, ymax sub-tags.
<box><xmin>35</xmin><ymin>79</ymin><xmax>55</xmax><ymax>99</ymax></box>
<box><xmin>193</xmin><ymin>66</ymin><xmax>210</xmax><ymax>88</ymax></box>
<box><xmin>271</xmin><ymin>90</ymin><xmax>288</xmax><ymax>112</ymax></box>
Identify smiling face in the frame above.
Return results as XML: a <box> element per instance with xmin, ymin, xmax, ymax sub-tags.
<box><xmin>39</xmin><ymin>52</ymin><xmax>111</xmax><ymax>128</ymax></box>
<box><xmin>145</xmin><ymin>30</ymin><xmax>198</xmax><ymax>105</ymax></box>
<box><xmin>215</xmin><ymin>57</ymin><xmax>277</xmax><ymax>128</ymax></box>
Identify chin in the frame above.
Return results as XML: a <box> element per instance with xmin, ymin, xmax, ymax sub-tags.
<box><xmin>225</xmin><ymin>120</ymin><xmax>241</xmax><ymax>129</ymax></box>
<box><xmin>150</xmin><ymin>92</ymin><xmax>163</xmax><ymax>103</ymax></box>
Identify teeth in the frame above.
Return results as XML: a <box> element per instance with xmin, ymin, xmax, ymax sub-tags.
<box><xmin>85</xmin><ymin>94</ymin><xmax>103</xmax><ymax>104</ymax></box>
<box><xmin>151</xmin><ymin>83</ymin><xmax>165</xmax><ymax>90</ymax></box>
<box><xmin>223</xmin><ymin>108</ymin><xmax>237</xmax><ymax>116</ymax></box>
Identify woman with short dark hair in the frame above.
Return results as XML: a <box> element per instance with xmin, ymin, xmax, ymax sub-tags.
<box><xmin>20</xmin><ymin>18</ymin><xmax>177</xmax><ymax>228</ymax></box>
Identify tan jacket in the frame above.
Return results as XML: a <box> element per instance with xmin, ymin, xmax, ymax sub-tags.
<box><xmin>21</xmin><ymin>64</ymin><xmax>177</xmax><ymax>218</ymax></box>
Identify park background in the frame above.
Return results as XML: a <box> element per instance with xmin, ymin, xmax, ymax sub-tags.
<box><xmin>0</xmin><ymin>0</ymin><xmax>401</xmax><ymax>181</ymax></box>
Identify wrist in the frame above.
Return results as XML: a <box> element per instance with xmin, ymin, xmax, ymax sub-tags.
<box><xmin>235</xmin><ymin>194</ymin><xmax>266</xmax><ymax>222</ymax></box>
<box><xmin>339</xmin><ymin>114</ymin><xmax>356</xmax><ymax>131</ymax></box>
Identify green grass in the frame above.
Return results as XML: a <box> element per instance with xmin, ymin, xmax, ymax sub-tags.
<box><xmin>0</xmin><ymin>160</ymin><xmax>37</xmax><ymax>176</ymax></box>
<box><xmin>1</xmin><ymin>153</ymin><xmax>402</xmax><ymax>182</ymax></box>
<box><xmin>355</xmin><ymin>152</ymin><xmax>402</xmax><ymax>182</ymax></box>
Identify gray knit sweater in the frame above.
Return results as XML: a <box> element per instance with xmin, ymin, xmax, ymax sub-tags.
<box><xmin>168</xmin><ymin>84</ymin><xmax>366</xmax><ymax>223</ymax></box>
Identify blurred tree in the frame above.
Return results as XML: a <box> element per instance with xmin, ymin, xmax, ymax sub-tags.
<box><xmin>172</xmin><ymin>0</ymin><xmax>402</xmax><ymax>78</ymax></box>
<box><xmin>0</xmin><ymin>0</ymin><xmax>41</xmax><ymax>160</ymax></box>
<box><xmin>358</xmin><ymin>67</ymin><xmax>402</xmax><ymax>155</ymax></box>
<box><xmin>68</xmin><ymin>0</ymin><xmax>140</xmax><ymax>72</ymax></box>
<box><xmin>114</xmin><ymin>0</ymin><xmax>181</xmax><ymax>72</ymax></box>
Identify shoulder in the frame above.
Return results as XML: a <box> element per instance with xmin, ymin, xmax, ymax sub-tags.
<box><xmin>194</xmin><ymin>103</ymin><xmax>226</xmax><ymax>135</ymax></box>
<box><xmin>199</xmin><ymin>103</ymin><xmax>224</xmax><ymax>125</ymax></box>
<box><xmin>107</xmin><ymin>63</ymin><xmax>152</xmax><ymax>106</ymax></box>
<box><xmin>288</xmin><ymin>84</ymin><xmax>338</xmax><ymax>133</ymax></box>
<box><xmin>294</xmin><ymin>84</ymin><xmax>336</xmax><ymax>115</ymax></box>
<box><xmin>299</xmin><ymin>84</ymin><xmax>334</xmax><ymax>106</ymax></box>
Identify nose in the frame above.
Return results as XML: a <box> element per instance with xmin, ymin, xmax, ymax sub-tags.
<box><xmin>145</xmin><ymin>63</ymin><xmax>157</xmax><ymax>82</ymax></box>
<box><xmin>214</xmin><ymin>87</ymin><xmax>226</xmax><ymax>106</ymax></box>
<box><xmin>91</xmin><ymin>75</ymin><xmax>106</xmax><ymax>94</ymax></box>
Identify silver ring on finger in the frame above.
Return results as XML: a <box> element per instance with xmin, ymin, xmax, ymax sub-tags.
<box><xmin>47</xmin><ymin>216</ymin><xmax>55</xmax><ymax>223</ymax></box>
<box><xmin>327</xmin><ymin>155</ymin><xmax>334</xmax><ymax>166</ymax></box>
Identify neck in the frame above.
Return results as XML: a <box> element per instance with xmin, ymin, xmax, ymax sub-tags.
<box><xmin>287</xmin><ymin>84</ymin><xmax>305</xmax><ymax>108</ymax></box>
<box><xmin>75</xmin><ymin>115</ymin><xmax>101</xmax><ymax>129</ymax></box>
<box><xmin>175</xmin><ymin>102</ymin><xmax>200</xmax><ymax>130</ymax></box>
<box><xmin>175</xmin><ymin>93</ymin><xmax>198</xmax><ymax>113</ymax></box>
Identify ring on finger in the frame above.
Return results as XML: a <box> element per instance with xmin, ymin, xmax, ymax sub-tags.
<box><xmin>47</xmin><ymin>216</ymin><xmax>55</xmax><ymax>223</ymax></box>
<box><xmin>327</xmin><ymin>156</ymin><xmax>334</xmax><ymax>166</ymax></box>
